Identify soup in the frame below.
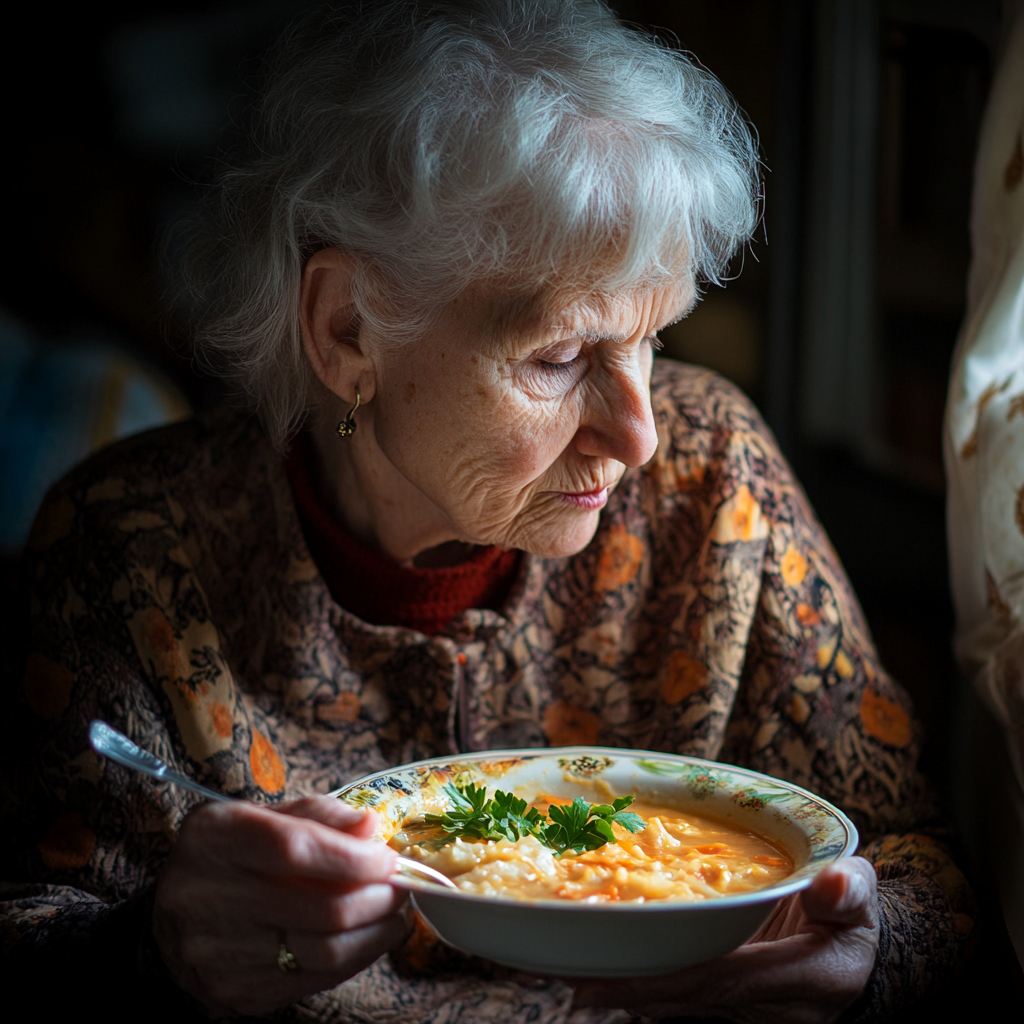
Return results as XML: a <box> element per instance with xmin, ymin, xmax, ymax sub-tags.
<box><xmin>391</xmin><ymin>794</ymin><xmax>793</xmax><ymax>902</ymax></box>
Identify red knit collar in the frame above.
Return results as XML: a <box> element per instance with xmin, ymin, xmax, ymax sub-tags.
<box><xmin>285</xmin><ymin>431</ymin><xmax>521</xmax><ymax>635</ymax></box>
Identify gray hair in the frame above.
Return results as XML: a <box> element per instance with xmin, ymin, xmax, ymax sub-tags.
<box><xmin>175</xmin><ymin>0</ymin><xmax>759</xmax><ymax>448</ymax></box>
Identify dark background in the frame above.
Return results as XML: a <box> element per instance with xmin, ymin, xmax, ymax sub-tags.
<box><xmin>1</xmin><ymin>0</ymin><xmax>1020</xmax><ymax>1012</ymax></box>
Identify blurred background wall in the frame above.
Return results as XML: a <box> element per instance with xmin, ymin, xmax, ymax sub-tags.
<box><xmin>617</xmin><ymin>0</ymin><xmax>992</xmax><ymax>824</ymax></box>
<box><xmin>1</xmin><ymin>0</ymin><xmax>1018</xmax><ymax>998</ymax></box>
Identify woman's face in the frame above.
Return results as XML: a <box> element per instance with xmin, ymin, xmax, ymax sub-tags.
<box><xmin>360</xmin><ymin>278</ymin><xmax>693</xmax><ymax>560</ymax></box>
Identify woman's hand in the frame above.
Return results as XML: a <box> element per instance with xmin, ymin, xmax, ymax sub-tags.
<box><xmin>572</xmin><ymin>856</ymin><xmax>879</xmax><ymax>1024</ymax></box>
<box><xmin>153</xmin><ymin>796</ymin><xmax>409</xmax><ymax>1016</ymax></box>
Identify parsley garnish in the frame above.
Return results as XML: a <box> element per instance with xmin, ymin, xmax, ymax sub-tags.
<box><xmin>424</xmin><ymin>783</ymin><xmax>645</xmax><ymax>856</ymax></box>
<box><xmin>543</xmin><ymin>795</ymin><xmax>646</xmax><ymax>855</ymax></box>
<box><xmin>425</xmin><ymin>783</ymin><xmax>547</xmax><ymax>844</ymax></box>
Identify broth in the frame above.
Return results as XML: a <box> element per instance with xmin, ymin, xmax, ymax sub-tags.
<box><xmin>392</xmin><ymin>795</ymin><xmax>793</xmax><ymax>902</ymax></box>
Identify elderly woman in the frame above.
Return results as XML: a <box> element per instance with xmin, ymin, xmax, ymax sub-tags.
<box><xmin>1</xmin><ymin>2</ymin><xmax>971</xmax><ymax>1022</ymax></box>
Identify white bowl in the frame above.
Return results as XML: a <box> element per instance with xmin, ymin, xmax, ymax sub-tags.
<box><xmin>334</xmin><ymin>747</ymin><xmax>858</xmax><ymax>977</ymax></box>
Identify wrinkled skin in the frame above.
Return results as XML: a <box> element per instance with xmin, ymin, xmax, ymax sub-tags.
<box><xmin>571</xmin><ymin>857</ymin><xmax>879</xmax><ymax>1024</ymax></box>
<box><xmin>153</xmin><ymin>798</ymin><xmax>408</xmax><ymax>1016</ymax></box>
<box><xmin>299</xmin><ymin>250</ymin><xmax>693</xmax><ymax>562</ymax></box>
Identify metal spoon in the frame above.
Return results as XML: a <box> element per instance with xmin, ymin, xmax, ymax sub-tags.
<box><xmin>88</xmin><ymin>719</ymin><xmax>457</xmax><ymax>891</ymax></box>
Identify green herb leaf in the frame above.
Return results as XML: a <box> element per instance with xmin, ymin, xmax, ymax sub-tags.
<box><xmin>424</xmin><ymin>784</ymin><xmax>646</xmax><ymax>856</ymax></box>
<box><xmin>424</xmin><ymin>782</ymin><xmax>547</xmax><ymax>846</ymax></box>
<box><xmin>609</xmin><ymin>811</ymin><xmax>645</xmax><ymax>833</ymax></box>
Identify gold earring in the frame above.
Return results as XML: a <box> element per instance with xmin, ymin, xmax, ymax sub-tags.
<box><xmin>336</xmin><ymin>388</ymin><xmax>361</xmax><ymax>438</ymax></box>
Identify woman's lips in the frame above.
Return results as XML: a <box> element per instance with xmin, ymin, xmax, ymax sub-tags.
<box><xmin>560</xmin><ymin>487</ymin><xmax>610</xmax><ymax>510</ymax></box>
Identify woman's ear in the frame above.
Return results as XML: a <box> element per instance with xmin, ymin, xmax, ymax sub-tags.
<box><xmin>299</xmin><ymin>248</ymin><xmax>376</xmax><ymax>403</ymax></box>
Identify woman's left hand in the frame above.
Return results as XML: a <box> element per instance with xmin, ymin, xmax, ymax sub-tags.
<box><xmin>571</xmin><ymin>856</ymin><xmax>879</xmax><ymax>1024</ymax></box>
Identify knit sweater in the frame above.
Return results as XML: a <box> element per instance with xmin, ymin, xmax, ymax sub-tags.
<box><xmin>0</xmin><ymin>360</ymin><xmax>974</xmax><ymax>1022</ymax></box>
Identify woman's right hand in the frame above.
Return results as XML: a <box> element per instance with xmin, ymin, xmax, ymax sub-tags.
<box><xmin>153</xmin><ymin>796</ymin><xmax>409</xmax><ymax>1016</ymax></box>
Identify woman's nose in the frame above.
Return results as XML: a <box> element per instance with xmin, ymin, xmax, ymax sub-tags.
<box><xmin>573</xmin><ymin>361</ymin><xmax>658</xmax><ymax>468</ymax></box>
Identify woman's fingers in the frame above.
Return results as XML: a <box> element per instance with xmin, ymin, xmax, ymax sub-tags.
<box><xmin>277</xmin><ymin>796</ymin><xmax>380</xmax><ymax>839</ymax></box>
<box><xmin>187</xmin><ymin>911</ymin><xmax>411</xmax><ymax>977</ymax></box>
<box><xmin>180</xmin><ymin>912</ymin><xmax>411</xmax><ymax>1016</ymax></box>
<box><xmin>749</xmin><ymin>893</ymin><xmax>806</xmax><ymax>944</ymax></box>
<box><xmin>180</xmin><ymin>871</ymin><xmax>406</xmax><ymax>935</ymax></box>
<box><xmin>573</xmin><ymin>858</ymin><xmax>881</xmax><ymax>1024</ymax></box>
<box><xmin>182</xmin><ymin>801</ymin><xmax>396</xmax><ymax>885</ymax></box>
<box><xmin>291</xmin><ymin>911</ymin><xmax>412</xmax><ymax>974</ymax></box>
<box><xmin>155</xmin><ymin>799</ymin><xmax>409</xmax><ymax>1016</ymax></box>
<box><xmin>801</xmin><ymin>857</ymin><xmax>878</xmax><ymax>929</ymax></box>
<box><xmin>201</xmin><ymin>874</ymin><xmax>407</xmax><ymax>933</ymax></box>
<box><xmin>753</xmin><ymin>859</ymin><xmax>878</xmax><ymax>945</ymax></box>
<box><xmin>573</xmin><ymin>933</ymin><xmax>868</xmax><ymax>1021</ymax></box>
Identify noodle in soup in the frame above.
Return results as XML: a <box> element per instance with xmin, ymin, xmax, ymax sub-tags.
<box><xmin>391</xmin><ymin>795</ymin><xmax>793</xmax><ymax>902</ymax></box>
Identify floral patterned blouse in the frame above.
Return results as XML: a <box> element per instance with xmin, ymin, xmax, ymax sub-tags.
<box><xmin>0</xmin><ymin>361</ymin><xmax>973</xmax><ymax>1022</ymax></box>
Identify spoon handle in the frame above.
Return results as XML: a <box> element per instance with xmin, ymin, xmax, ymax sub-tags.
<box><xmin>89</xmin><ymin>719</ymin><xmax>235</xmax><ymax>805</ymax></box>
<box><xmin>88</xmin><ymin>720</ymin><xmax>458</xmax><ymax>891</ymax></box>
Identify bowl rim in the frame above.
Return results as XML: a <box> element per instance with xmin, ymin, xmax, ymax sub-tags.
<box><xmin>332</xmin><ymin>745</ymin><xmax>860</xmax><ymax>912</ymax></box>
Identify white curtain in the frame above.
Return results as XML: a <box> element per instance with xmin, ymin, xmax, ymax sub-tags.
<box><xmin>945</xmin><ymin>1</ymin><xmax>1024</xmax><ymax>966</ymax></box>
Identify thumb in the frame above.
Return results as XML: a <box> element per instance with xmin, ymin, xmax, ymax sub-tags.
<box><xmin>277</xmin><ymin>796</ymin><xmax>378</xmax><ymax>836</ymax></box>
<box><xmin>801</xmin><ymin>857</ymin><xmax>878</xmax><ymax>929</ymax></box>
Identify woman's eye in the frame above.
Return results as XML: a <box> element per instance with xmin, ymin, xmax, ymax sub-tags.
<box><xmin>535</xmin><ymin>345</ymin><xmax>586</xmax><ymax>372</ymax></box>
<box><xmin>539</xmin><ymin>353</ymin><xmax>584</xmax><ymax>371</ymax></box>
<box><xmin>516</xmin><ymin>346</ymin><xmax>588</xmax><ymax>395</ymax></box>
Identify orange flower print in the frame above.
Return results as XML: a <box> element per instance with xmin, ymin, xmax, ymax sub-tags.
<box><xmin>210</xmin><ymin>702</ymin><xmax>234</xmax><ymax>738</ymax></box>
<box><xmin>141</xmin><ymin>607</ymin><xmax>184</xmax><ymax>681</ymax></box>
<box><xmin>711</xmin><ymin>485</ymin><xmax>768</xmax><ymax>543</ymax></box>
<box><xmin>729</xmin><ymin>486</ymin><xmax>759</xmax><ymax>540</ymax></box>
<box><xmin>23</xmin><ymin>652</ymin><xmax>74</xmax><ymax>718</ymax></box>
<box><xmin>795</xmin><ymin>603</ymin><xmax>820</xmax><ymax>627</ymax></box>
<box><xmin>860</xmin><ymin>688</ymin><xmax>912</xmax><ymax>748</ymax></box>
<box><xmin>780</xmin><ymin>546</ymin><xmax>807</xmax><ymax>587</ymax></box>
<box><xmin>788</xmin><ymin>693</ymin><xmax>810</xmax><ymax>724</ymax></box>
<box><xmin>338</xmin><ymin>691</ymin><xmax>361</xmax><ymax>722</ymax></box>
<box><xmin>674</xmin><ymin>459</ymin><xmax>706</xmax><ymax>492</ymax></box>
<box><xmin>816</xmin><ymin>635</ymin><xmax>838</xmax><ymax>669</ymax></box>
<box><xmin>39</xmin><ymin>813</ymin><xmax>96</xmax><ymax>870</ymax></box>
<box><xmin>250</xmin><ymin>730</ymin><xmax>287</xmax><ymax>793</ymax></box>
<box><xmin>543</xmin><ymin>701</ymin><xmax>602</xmax><ymax>746</ymax></box>
<box><xmin>313</xmin><ymin>692</ymin><xmax>361</xmax><ymax>724</ymax></box>
<box><xmin>834</xmin><ymin>650</ymin><xmax>854</xmax><ymax>678</ymax></box>
<box><xmin>594</xmin><ymin>524</ymin><xmax>644</xmax><ymax>592</ymax></box>
<box><xmin>660</xmin><ymin>650</ymin><xmax>708</xmax><ymax>705</ymax></box>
